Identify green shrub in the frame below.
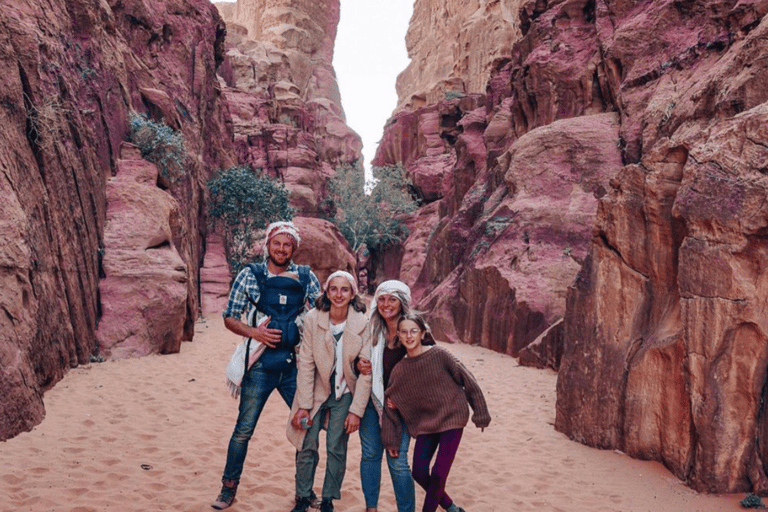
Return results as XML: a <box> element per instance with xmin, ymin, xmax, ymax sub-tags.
<box><xmin>128</xmin><ymin>112</ymin><xmax>185</xmax><ymax>185</ymax></box>
<box><xmin>741</xmin><ymin>493</ymin><xmax>765</xmax><ymax>508</ymax></box>
<box><xmin>325</xmin><ymin>162</ymin><xmax>418</xmax><ymax>253</ymax></box>
<box><xmin>207</xmin><ymin>166</ymin><xmax>294</xmax><ymax>275</ymax></box>
<box><xmin>444</xmin><ymin>90</ymin><xmax>466</xmax><ymax>100</ymax></box>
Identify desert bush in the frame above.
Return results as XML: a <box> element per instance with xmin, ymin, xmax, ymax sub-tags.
<box><xmin>741</xmin><ymin>493</ymin><xmax>765</xmax><ymax>508</ymax></box>
<box><xmin>325</xmin><ymin>162</ymin><xmax>418</xmax><ymax>253</ymax></box>
<box><xmin>207</xmin><ymin>166</ymin><xmax>294</xmax><ymax>275</ymax></box>
<box><xmin>128</xmin><ymin>112</ymin><xmax>185</xmax><ymax>186</ymax></box>
<box><xmin>24</xmin><ymin>93</ymin><xmax>68</xmax><ymax>150</ymax></box>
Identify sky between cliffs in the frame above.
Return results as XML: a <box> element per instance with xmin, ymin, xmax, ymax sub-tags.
<box><xmin>216</xmin><ymin>0</ymin><xmax>413</xmax><ymax>175</ymax></box>
<box><xmin>334</xmin><ymin>0</ymin><xmax>412</xmax><ymax>173</ymax></box>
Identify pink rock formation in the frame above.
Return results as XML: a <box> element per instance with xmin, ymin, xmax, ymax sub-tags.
<box><xmin>0</xmin><ymin>0</ymin><xmax>231</xmax><ymax>440</ymax></box>
<box><xmin>96</xmin><ymin>145</ymin><xmax>188</xmax><ymax>358</ymax></box>
<box><xmin>288</xmin><ymin>216</ymin><xmax>357</xmax><ymax>286</ymax></box>
<box><xmin>417</xmin><ymin>114</ymin><xmax>621</xmax><ymax>354</ymax></box>
<box><xmin>200</xmin><ymin>233</ymin><xmax>232</xmax><ymax>317</ymax></box>
<box><xmin>396</xmin><ymin>0</ymin><xmax>526</xmax><ymax>110</ymax></box>
<box><xmin>375</xmin><ymin>0</ymin><xmax>768</xmax><ymax>494</ymax></box>
<box><xmin>215</xmin><ymin>0</ymin><xmax>362</xmax><ymax>215</ymax></box>
<box><xmin>554</xmin><ymin>1</ymin><xmax>768</xmax><ymax>494</ymax></box>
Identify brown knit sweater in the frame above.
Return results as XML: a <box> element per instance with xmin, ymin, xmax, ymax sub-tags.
<box><xmin>381</xmin><ymin>346</ymin><xmax>491</xmax><ymax>450</ymax></box>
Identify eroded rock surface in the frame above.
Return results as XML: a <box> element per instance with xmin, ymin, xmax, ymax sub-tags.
<box><xmin>0</xmin><ymin>0</ymin><xmax>231</xmax><ymax>440</ymax></box>
<box><xmin>374</xmin><ymin>0</ymin><xmax>768</xmax><ymax>494</ymax></box>
<box><xmin>96</xmin><ymin>145</ymin><xmax>188</xmax><ymax>358</ymax></box>
<box><xmin>216</xmin><ymin>0</ymin><xmax>362</xmax><ymax>215</ymax></box>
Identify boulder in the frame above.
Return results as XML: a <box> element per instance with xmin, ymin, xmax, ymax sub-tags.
<box><xmin>289</xmin><ymin>217</ymin><xmax>357</xmax><ymax>287</ymax></box>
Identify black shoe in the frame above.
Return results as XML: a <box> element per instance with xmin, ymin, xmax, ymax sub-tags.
<box><xmin>293</xmin><ymin>490</ymin><xmax>320</xmax><ymax>509</ymax></box>
<box><xmin>319</xmin><ymin>498</ymin><xmax>334</xmax><ymax>512</ymax></box>
<box><xmin>211</xmin><ymin>480</ymin><xmax>238</xmax><ymax>510</ymax></box>
<box><xmin>291</xmin><ymin>495</ymin><xmax>313</xmax><ymax>512</ymax></box>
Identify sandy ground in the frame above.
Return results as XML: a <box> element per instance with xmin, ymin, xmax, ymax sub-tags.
<box><xmin>0</xmin><ymin>314</ymin><xmax>745</xmax><ymax>512</ymax></box>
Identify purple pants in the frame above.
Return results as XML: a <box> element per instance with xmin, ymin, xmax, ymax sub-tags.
<box><xmin>411</xmin><ymin>428</ymin><xmax>464</xmax><ymax>512</ymax></box>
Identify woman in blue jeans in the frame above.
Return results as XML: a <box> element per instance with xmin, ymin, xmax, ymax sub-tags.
<box><xmin>356</xmin><ymin>280</ymin><xmax>417</xmax><ymax>512</ymax></box>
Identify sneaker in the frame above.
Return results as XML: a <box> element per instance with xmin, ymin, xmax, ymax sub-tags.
<box><xmin>294</xmin><ymin>490</ymin><xmax>320</xmax><ymax>509</ymax></box>
<box><xmin>446</xmin><ymin>505</ymin><xmax>465</xmax><ymax>512</ymax></box>
<box><xmin>211</xmin><ymin>480</ymin><xmax>238</xmax><ymax>510</ymax></box>
<box><xmin>319</xmin><ymin>498</ymin><xmax>334</xmax><ymax>512</ymax></box>
<box><xmin>291</xmin><ymin>495</ymin><xmax>314</xmax><ymax>512</ymax></box>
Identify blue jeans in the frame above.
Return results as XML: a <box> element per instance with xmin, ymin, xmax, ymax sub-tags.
<box><xmin>359</xmin><ymin>400</ymin><xmax>415</xmax><ymax>511</ymax></box>
<box><xmin>222</xmin><ymin>361</ymin><xmax>297</xmax><ymax>482</ymax></box>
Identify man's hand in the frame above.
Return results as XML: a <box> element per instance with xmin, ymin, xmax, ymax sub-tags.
<box><xmin>344</xmin><ymin>412</ymin><xmax>360</xmax><ymax>434</ymax></box>
<box><xmin>224</xmin><ymin>316</ymin><xmax>282</xmax><ymax>348</ymax></box>
<box><xmin>252</xmin><ymin>316</ymin><xmax>282</xmax><ymax>348</ymax></box>
<box><xmin>356</xmin><ymin>357</ymin><xmax>372</xmax><ymax>375</ymax></box>
<box><xmin>291</xmin><ymin>409</ymin><xmax>312</xmax><ymax>430</ymax></box>
<box><xmin>387</xmin><ymin>448</ymin><xmax>399</xmax><ymax>458</ymax></box>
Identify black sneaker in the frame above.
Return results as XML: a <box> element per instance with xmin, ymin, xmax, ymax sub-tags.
<box><xmin>319</xmin><ymin>498</ymin><xmax>334</xmax><ymax>512</ymax></box>
<box><xmin>294</xmin><ymin>490</ymin><xmax>320</xmax><ymax>509</ymax></box>
<box><xmin>291</xmin><ymin>495</ymin><xmax>313</xmax><ymax>512</ymax></box>
<box><xmin>211</xmin><ymin>480</ymin><xmax>238</xmax><ymax>510</ymax></box>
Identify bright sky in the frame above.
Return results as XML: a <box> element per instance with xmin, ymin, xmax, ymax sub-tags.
<box><xmin>334</xmin><ymin>1</ymin><xmax>413</xmax><ymax>170</ymax></box>
<box><xmin>215</xmin><ymin>0</ymin><xmax>413</xmax><ymax>172</ymax></box>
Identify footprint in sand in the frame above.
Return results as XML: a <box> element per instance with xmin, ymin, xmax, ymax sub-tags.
<box><xmin>1</xmin><ymin>474</ymin><xmax>25</xmax><ymax>485</ymax></box>
<box><xmin>65</xmin><ymin>487</ymin><xmax>90</xmax><ymax>497</ymax></box>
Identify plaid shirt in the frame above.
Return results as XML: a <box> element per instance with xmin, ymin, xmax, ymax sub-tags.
<box><xmin>222</xmin><ymin>261</ymin><xmax>322</xmax><ymax>322</ymax></box>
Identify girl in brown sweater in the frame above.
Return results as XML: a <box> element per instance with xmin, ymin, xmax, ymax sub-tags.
<box><xmin>382</xmin><ymin>312</ymin><xmax>491</xmax><ymax>512</ymax></box>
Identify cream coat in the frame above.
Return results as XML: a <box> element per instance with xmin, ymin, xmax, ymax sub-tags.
<box><xmin>286</xmin><ymin>307</ymin><xmax>372</xmax><ymax>450</ymax></box>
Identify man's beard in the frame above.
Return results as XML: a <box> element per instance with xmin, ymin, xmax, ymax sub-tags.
<box><xmin>268</xmin><ymin>252</ymin><xmax>290</xmax><ymax>268</ymax></box>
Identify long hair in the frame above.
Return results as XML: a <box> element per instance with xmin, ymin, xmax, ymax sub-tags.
<box><xmin>370</xmin><ymin>289</ymin><xmax>411</xmax><ymax>347</ymax></box>
<box><xmin>314</xmin><ymin>292</ymin><xmax>367</xmax><ymax>314</ymax></box>
<box><xmin>396</xmin><ymin>311</ymin><xmax>436</xmax><ymax>346</ymax></box>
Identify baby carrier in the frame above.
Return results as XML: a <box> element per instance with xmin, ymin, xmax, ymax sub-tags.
<box><xmin>246</xmin><ymin>262</ymin><xmax>311</xmax><ymax>372</ymax></box>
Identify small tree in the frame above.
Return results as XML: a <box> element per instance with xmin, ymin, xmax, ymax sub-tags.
<box><xmin>326</xmin><ymin>162</ymin><xmax>418</xmax><ymax>253</ymax></box>
<box><xmin>207</xmin><ymin>166</ymin><xmax>294</xmax><ymax>275</ymax></box>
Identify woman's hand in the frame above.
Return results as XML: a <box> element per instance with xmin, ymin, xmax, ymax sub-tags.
<box><xmin>356</xmin><ymin>357</ymin><xmax>372</xmax><ymax>375</ymax></box>
<box><xmin>291</xmin><ymin>409</ymin><xmax>312</xmax><ymax>430</ymax></box>
<box><xmin>386</xmin><ymin>398</ymin><xmax>397</xmax><ymax>409</ymax></box>
<box><xmin>344</xmin><ymin>412</ymin><xmax>361</xmax><ymax>434</ymax></box>
<box><xmin>387</xmin><ymin>448</ymin><xmax>399</xmax><ymax>458</ymax></box>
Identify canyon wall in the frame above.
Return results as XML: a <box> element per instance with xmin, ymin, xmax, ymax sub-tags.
<box><xmin>375</xmin><ymin>0</ymin><xmax>768</xmax><ymax>493</ymax></box>
<box><xmin>396</xmin><ymin>0</ymin><xmax>527</xmax><ymax>110</ymax></box>
<box><xmin>0</xmin><ymin>0</ymin><xmax>231</xmax><ymax>441</ymax></box>
<box><xmin>215</xmin><ymin>0</ymin><xmax>362</xmax><ymax>216</ymax></box>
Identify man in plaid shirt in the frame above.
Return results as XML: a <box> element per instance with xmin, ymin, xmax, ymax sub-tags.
<box><xmin>213</xmin><ymin>221</ymin><xmax>321</xmax><ymax>510</ymax></box>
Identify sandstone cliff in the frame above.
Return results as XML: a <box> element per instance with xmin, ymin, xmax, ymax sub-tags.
<box><xmin>0</xmin><ymin>0</ymin><xmax>231</xmax><ymax>441</ymax></box>
<box><xmin>215</xmin><ymin>0</ymin><xmax>362</xmax><ymax>215</ymax></box>
<box><xmin>374</xmin><ymin>0</ymin><xmax>768</xmax><ymax>494</ymax></box>
<box><xmin>204</xmin><ymin>0</ymin><xmax>361</xmax><ymax>306</ymax></box>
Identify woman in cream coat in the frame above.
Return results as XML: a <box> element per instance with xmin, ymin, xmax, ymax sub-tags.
<box><xmin>288</xmin><ymin>271</ymin><xmax>372</xmax><ymax>512</ymax></box>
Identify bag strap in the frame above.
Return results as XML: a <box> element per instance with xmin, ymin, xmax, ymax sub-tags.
<box><xmin>243</xmin><ymin>263</ymin><xmax>266</xmax><ymax>378</ymax></box>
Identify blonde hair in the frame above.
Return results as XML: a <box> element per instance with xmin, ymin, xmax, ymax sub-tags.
<box><xmin>370</xmin><ymin>288</ymin><xmax>411</xmax><ymax>347</ymax></box>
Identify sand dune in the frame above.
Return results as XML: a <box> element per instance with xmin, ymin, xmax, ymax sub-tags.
<box><xmin>0</xmin><ymin>315</ymin><xmax>742</xmax><ymax>511</ymax></box>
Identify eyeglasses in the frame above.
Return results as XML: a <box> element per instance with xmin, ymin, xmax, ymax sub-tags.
<box><xmin>398</xmin><ymin>328</ymin><xmax>421</xmax><ymax>338</ymax></box>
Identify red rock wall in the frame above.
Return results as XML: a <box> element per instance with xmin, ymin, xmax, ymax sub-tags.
<box><xmin>216</xmin><ymin>0</ymin><xmax>362</xmax><ymax>216</ymax></box>
<box><xmin>555</xmin><ymin>1</ymin><xmax>768</xmax><ymax>494</ymax></box>
<box><xmin>375</xmin><ymin>0</ymin><xmax>768</xmax><ymax>494</ymax></box>
<box><xmin>0</xmin><ymin>0</ymin><xmax>232</xmax><ymax>441</ymax></box>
